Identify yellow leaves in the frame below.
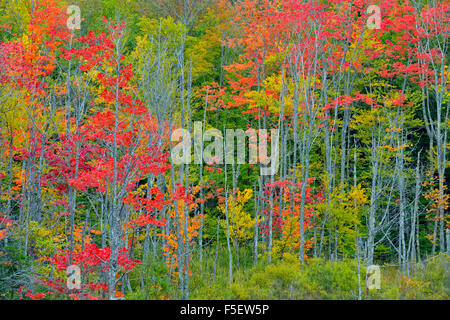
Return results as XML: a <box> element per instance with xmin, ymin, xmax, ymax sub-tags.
<box><xmin>244</xmin><ymin>73</ymin><xmax>294</xmax><ymax>116</ymax></box>
<box><xmin>317</xmin><ymin>184</ymin><xmax>367</xmax><ymax>253</ymax></box>
<box><xmin>138</xmin><ymin>16</ymin><xmax>186</xmax><ymax>42</ymax></box>
<box><xmin>18</xmin><ymin>221</ymin><xmax>65</xmax><ymax>268</ymax></box>
<box><xmin>348</xmin><ymin>186</ymin><xmax>369</xmax><ymax>207</ymax></box>
<box><xmin>135</xmin><ymin>183</ymin><xmax>148</xmax><ymax>197</ymax></box>
<box><xmin>0</xmin><ymin>85</ymin><xmax>27</xmax><ymax>129</ymax></box>
<box><xmin>236</xmin><ymin>188</ymin><xmax>253</xmax><ymax>203</ymax></box>
<box><xmin>271</xmin><ymin>213</ymin><xmax>299</xmax><ymax>258</ymax></box>
<box><xmin>330</xmin><ymin>184</ymin><xmax>368</xmax><ymax>211</ymax></box>
<box><xmin>21</xmin><ymin>34</ymin><xmax>31</xmax><ymax>51</ymax></box>
<box><xmin>0</xmin><ymin>0</ymin><xmax>30</xmax><ymax>32</ymax></box>
<box><xmin>52</xmin><ymin>235</ymin><xmax>64</xmax><ymax>243</ymax></box>
<box><xmin>219</xmin><ymin>188</ymin><xmax>254</xmax><ymax>243</ymax></box>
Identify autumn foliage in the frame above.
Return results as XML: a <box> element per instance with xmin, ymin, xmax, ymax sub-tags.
<box><xmin>0</xmin><ymin>0</ymin><xmax>448</xmax><ymax>301</ymax></box>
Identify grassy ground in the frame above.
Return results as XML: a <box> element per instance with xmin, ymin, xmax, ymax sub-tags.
<box><xmin>126</xmin><ymin>246</ymin><xmax>450</xmax><ymax>300</ymax></box>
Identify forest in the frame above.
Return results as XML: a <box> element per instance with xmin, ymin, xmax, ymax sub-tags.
<box><xmin>0</xmin><ymin>0</ymin><xmax>449</xmax><ymax>301</ymax></box>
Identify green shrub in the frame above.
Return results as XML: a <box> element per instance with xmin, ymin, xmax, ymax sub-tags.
<box><xmin>231</xmin><ymin>255</ymin><xmax>364</xmax><ymax>300</ymax></box>
<box><xmin>126</xmin><ymin>258</ymin><xmax>177</xmax><ymax>300</ymax></box>
<box><xmin>369</xmin><ymin>254</ymin><xmax>450</xmax><ymax>300</ymax></box>
<box><xmin>299</xmin><ymin>258</ymin><xmax>363</xmax><ymax>299</ymax></box>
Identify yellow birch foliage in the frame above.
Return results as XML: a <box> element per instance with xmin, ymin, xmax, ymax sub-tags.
<box><xmin>218</xmin><ymin>188</ymin><xmax>254</xmax><ymax>245</ymax></box>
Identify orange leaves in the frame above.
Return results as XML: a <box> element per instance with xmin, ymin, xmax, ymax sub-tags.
<box><xmin>11</xmin><ymin>174</ymin><xmax>23</xmax><ymax>193</ymax></box>
<box><xmin>0</xmin><ymin>229</ymin><xmax>6</xmax><ymax>241</ymax></box>
<box><xmin>424</xmin><ymin>178</ymin><xmax>450</xmax><ymax>217</ymax></box>
<box><xmin>115</xmin><ymin>290</ymin><xmax>125</xmax><ymax>299</ymax></box>
<box><xmin>227</xmin><ymin>0</ymin><xmax>284</xmax><ymax>59</ymax></box>
<box><xmin>24</xmin><ymin>0</ymin><xmax>69</xmax><ymax>78</ymax></box>
<box><xmin>70</xmin><ymin>223</ymin><xmax>93</xmax><ymax>252</ymax></box>
<box><xmin>386</xmin><ymin>127</ymin><xmax>402</xmax><ymax>133</ymax></box>
<box><xmin>379</xmin><ymin>144</ymin><xmax>411</xmax><ymax>152</ymax></box>
<box><xmin>79</xmin><ymin>64</ymin><xmax>92</xmax><ymax>72</ymax></box>
<box><xmin>90</xmin><ymin>229</ymin><xmax>102</xmax><ymax>236</ymax></box>
<box><xmin>223</xmin><ymin>60</ymin><xmax>254</xmax><ymax>72</ymax></box>
<box><xmin>159</xmin><ymin>188</ymin><xmax>204</xmax><ymax>276</ymax></box>
<box><xmin>260</xmin><ymin>179</ymin><xmax>324</xmax><ymax>257</ymax></box>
